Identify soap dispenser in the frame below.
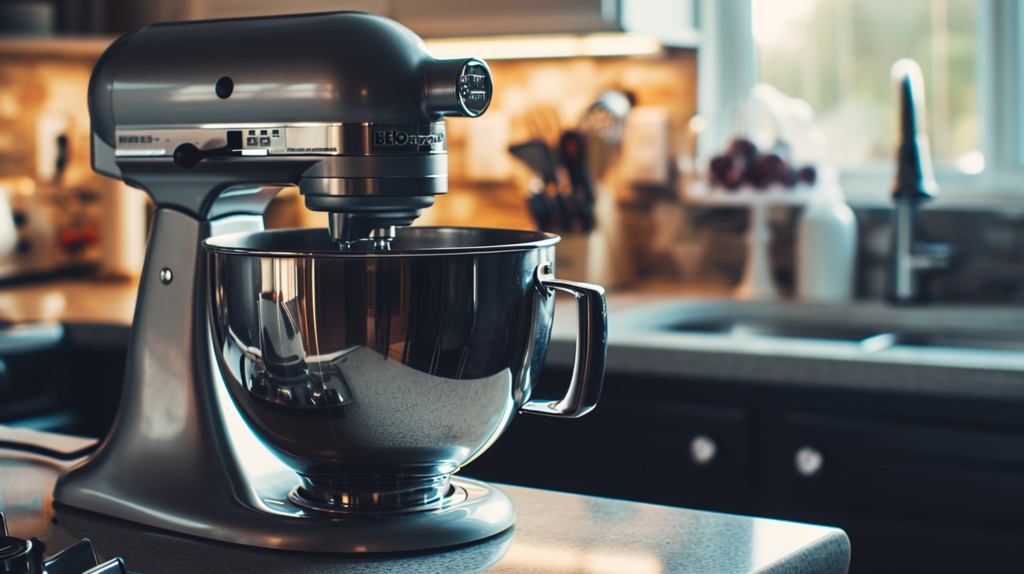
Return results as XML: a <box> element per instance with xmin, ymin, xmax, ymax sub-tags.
<box><xmin>796</xmin><ymin>167</ymin><xmax>858</xmax><ymax>302</ymax></box>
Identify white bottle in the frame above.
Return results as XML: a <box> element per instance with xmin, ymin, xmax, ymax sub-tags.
<box><xmin>796</xmin><ymin>168</ymin><xmax>857</xmax><ymax>302</ymax></box>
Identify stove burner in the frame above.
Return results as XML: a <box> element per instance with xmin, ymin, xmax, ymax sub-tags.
<box><xmin>0</xmin><ymin>512</ymin><xmax>128</xmax><ymax>574</ymax></box>
<box><xmin>0</xmin><ymin>536</ymin><xmax>30</xmax><ymax>559</ymax></box>
<box><xmin>0</xmin><ymin>535</ymin><xmax>37</xmax><ymax>574</ymax></box>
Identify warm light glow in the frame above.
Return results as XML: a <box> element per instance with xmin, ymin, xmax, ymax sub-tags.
<box><xmin>425</xmin><ymin>33</ymin><xmax>661</xmax><ymax>60</ymax></box>
<box><xmin>751</xmin><ymin>0</ymin><xmax>818</xmax><ymax>51</ymax></box>
<box><xmin>498</xmin><ymin>542</ymin><xmax>663</xmax><ymax>574</ymax></box>
<box><xmin>688</xmin><ymin>114</ymin><xmax>708</xmax><ymax>133</ymax></box>
<box><xmin>955</xmin><ymin>149</ymin><xmax>985</xmax><ymax>174</ymax></box>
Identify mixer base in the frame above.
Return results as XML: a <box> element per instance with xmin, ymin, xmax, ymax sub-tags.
<box><xmin>57</xmin><ymin>472</ymin><xmax>514</xmax><ymax>553</ymax></box>
<box><xmin>247</xmin><ymin>474</ymin><xmax>517</xmax><ymax>552</ymax></box>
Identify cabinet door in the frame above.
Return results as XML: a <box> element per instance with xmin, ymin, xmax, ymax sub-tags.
<box><xmin>465</xmin><ymin>396</ymin><xmax>753</xmax><ymax>513</ymax></box>
<box><xmin>604</xmin><ymin>399</ymin><xmax>753</xmax><ymax>512</ymax></box>
<box><xmin>763</xmin><ymin>410</ymin><xmax>1024</xmax><ymax>526</ymax></box>
<box><xmin>394</xmin><ymin>0</ymin><xmax>619</xmax><ymax>37</ymax></box>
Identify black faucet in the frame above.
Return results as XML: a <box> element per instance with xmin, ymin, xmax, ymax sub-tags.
<box><xmin>889</xmin><ymin>58</ymin><xmax>953</xmax><ymax>304</ymax></box>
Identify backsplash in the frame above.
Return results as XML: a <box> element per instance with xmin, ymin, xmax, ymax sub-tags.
<box><xmin>639</xmin><ymin>203</ymin><xmax>1024</xmax><ymax>304</ymax></box>
<box><xmin>856</xmin><ymin>208</ymin><xmax>1024</xmax><ymax>303</ymax></box>
<box><xmin>0</xmin><ymin>41</ymin><xmax>147</xmax><ymax>280</ymax></box>
<box><xmin>424</xmin><ymin>49</ymin><xmax>698</xmax><ymax>230</ymax></box>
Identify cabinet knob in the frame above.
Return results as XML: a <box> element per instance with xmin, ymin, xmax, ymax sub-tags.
<box><xmin>795</xmin><ymin>446</ymin><xmax>823</xmax><ymax>477</ymax></box>
<box><xmin>690</xmin><ymin>434</ymin><xmax>717</xmax><ymax>465</ymax></box>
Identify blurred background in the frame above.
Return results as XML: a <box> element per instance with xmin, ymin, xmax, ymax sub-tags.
<box><xmin>6</xmin><ymin>4</ymin><xmax>1024</xmax><ymax>573</ymax></box>
<box><xmin>2</xmin><ymin>0</ymin><xmax>1020</xmax><ymax>304</ymax></box>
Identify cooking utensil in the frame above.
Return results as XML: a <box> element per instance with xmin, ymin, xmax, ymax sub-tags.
<box><xmin>526</xmin><ymin>177</ymin><xmax>555</xmax><ymax>232</ymax></box>
<box><xmin>510</xmin><ymin>140</ymin><xmax>570</xmax><ymax>232</ymax></box>
<box><xmin>559</xmin><ymin>131</ymin><xmax>596</xmax><ymax>232</ymax></box>
<box><xmin>509</xmin><ymin>140</ymin><xmax>558</xmax><ymax>184</ymax></box>
<box><xmin>579</xmin><ymin>90</ymin><xmax>633</xmax><ymax>180</ymax></box>
<box><xmin>526</xmin><ymin>104</ymin><xmax>563</xmax><ymax>148</ymax></box>
<box><xmin>552</xmin><ymin>183</ymin><xmax>575</xmax><ymax>232</ymax></box>
<box><xmin>579</xmin><ymin>90</ymin><xmax>632</xmax><ymax>148</ymax></box>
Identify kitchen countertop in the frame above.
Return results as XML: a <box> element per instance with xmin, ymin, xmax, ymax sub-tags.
<box><xmin>0</xmin><ymin>442</ymin><xmax>849</xmax><ymax>574</ymax></box>
<box><xmin>0</xmin><ymin>278</ymin><xmax>137</xmax><ymax>325</ymax></box>
<box><xmin>546</xmin><ymin>289</ymin><xmax>1024</xmax><ymax>402</ymax></box>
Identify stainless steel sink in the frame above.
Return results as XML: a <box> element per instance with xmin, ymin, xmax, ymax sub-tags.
<box><xmin>619</xmin><ymin>300</ymin><xmax>1024</xmax><ymax>354</ymax></box>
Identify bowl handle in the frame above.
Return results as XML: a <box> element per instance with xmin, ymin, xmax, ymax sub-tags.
<box><xmin>521</xmin><ymin>262</ymin><xmax>607</xmax><ymax>418</ymax></box>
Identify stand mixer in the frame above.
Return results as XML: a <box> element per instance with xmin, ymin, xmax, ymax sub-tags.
<box><xmin>52</xmin><ymin>11</ymin><xmax>607</xmax><ymax>553</ymax></box>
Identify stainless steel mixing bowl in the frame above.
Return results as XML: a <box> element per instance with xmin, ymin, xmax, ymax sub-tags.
<box><xmin>204</xmin><ymin>227</ymin><xmax>606</xmax><ymax>513</ymax></box>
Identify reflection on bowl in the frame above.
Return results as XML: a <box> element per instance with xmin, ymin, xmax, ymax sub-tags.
<box><xmin>206</xmin><ymin>227</ymin><xmax>558</xmax><ymax>512</ymax></box>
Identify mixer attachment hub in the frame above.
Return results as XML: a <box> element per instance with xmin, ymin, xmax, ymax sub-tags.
<box><xmin>327</xmin><ymin>210</ymin><xmax>401</xmax><ymax>250</ymax></box>
<box><xmin>290</xmin><ymin>475</ymin><xmax>463</xmax><ymax>514</ymax></box>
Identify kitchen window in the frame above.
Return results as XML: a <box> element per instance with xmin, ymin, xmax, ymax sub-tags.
<box><xmin>699</xmin><ymin>0</ymin><xmax>1024</xmax><ymax>205</ymax></box>
<box><xmin>754</xmin><ymin>0</ymin><xmax>977</xmax><ymax>169</ymax></box>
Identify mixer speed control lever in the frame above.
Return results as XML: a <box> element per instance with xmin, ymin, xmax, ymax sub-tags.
<box><xmin>173</xmin><ymin>130</ymin><xmax>244</xmax><ymax>168</ymax></box>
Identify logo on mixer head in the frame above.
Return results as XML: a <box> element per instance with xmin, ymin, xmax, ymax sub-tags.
<box><xmin>373</xmin><ymin>130</ymin><xmax>444</xmax><ymax>149</ymax></box>
<box><xmin>119</xmin><ymin>134</ymin><xmax>155</xmax><ymax>144</ymax></box>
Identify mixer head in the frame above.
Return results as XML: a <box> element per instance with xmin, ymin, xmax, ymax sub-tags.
<box><xmin>88</xmin><ymin>11</ymin><xmax>492</xmax><ymax>247</ymax></box>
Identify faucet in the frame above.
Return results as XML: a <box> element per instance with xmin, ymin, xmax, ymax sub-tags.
<box><xmin>889</xmin><ymin>58</ymin><xmax>952</xmax><ymax>304</ymax></box>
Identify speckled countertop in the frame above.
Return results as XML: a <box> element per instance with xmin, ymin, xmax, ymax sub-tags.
<box><xmin>0</xmin><ymin>445</ymin><xmax>850</xmax><ymax>574</ymax></box>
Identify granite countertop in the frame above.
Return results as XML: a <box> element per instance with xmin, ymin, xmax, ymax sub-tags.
<box><xmin>0</xmin><ymin>439</ymin><xmax>850</xmax><ymax>574</ymax></box>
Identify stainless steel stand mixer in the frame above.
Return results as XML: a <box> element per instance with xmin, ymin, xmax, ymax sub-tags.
<box><xmin>53</xmin><ymin>11</ymin><xmax>607</xmax><ymax>553</ymax></box>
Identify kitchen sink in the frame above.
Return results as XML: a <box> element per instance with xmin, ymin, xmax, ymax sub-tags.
<box><xmin>620</xmin><ymin>300</ymin><xmax>1024</xmax><ymax>354</ymax></box>
<box><xmin>669</xmin><ymin>317</ymin><xmax>880</xmax><ymax>343</ymax></box>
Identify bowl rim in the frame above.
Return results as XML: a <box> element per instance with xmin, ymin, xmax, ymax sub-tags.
<box><xmin>203</xmin><ymin>226</ymin><xmax>561</xmax><ymax>257</ymax></box>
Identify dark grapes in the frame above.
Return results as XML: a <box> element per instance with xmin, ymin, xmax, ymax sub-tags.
<box><xmin>708</xmin><ymin>137</ymin><xmax>817</xmax><ymax>190</ymax></box>
<box><xmin>750</xmin><ymin>154</ymin><xmax>782</xmax><ymax>188</ymax></box>
<box><xmin>728</xmin><ymin>138</ymin><xmax>758</xmax><ymax>162</ymax></box>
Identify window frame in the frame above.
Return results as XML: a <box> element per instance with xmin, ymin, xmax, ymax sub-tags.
<box><xmin>697</xmin><ymin>0</ymin><xmax>1024</xmax><ymax>208</ymax></box>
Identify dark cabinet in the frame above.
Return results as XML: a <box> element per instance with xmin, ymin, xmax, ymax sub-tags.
<box><xmin>0</xmin><ymin>324</ymin><xmax>124</xmax><ymax>437</ymax></box>
<box><xmin>395</xmin><ymin>0</ymin><xmax>619</xmax><ymax>36</ymax></box>
<box><xmin>177</xmin><ymin>0</ymin><xmax>699</xmax><ymax>45</ymax></box>
<box><xmin>756</xmin><ymin>410</ymin><xmax>1024</xmax><ymax>574</ymax></box>
<box><xmin>762</xmin><ymin>410</ymin><xmax>1024</xmax><ymax>527</ymax></box>
<box><xmin>394</xmin><ymin>0</ymin><xmax>698</xmax><ymax>45</ymax></box>
<box><xmin>465</xmin><ymin>395</ymin><xmax>754</xmax><ymax>514</ymax></box>
<box><xmin>469</xmin><ymin>368</ymin><xmax>1024</xmax><ymax>574</ymax></box>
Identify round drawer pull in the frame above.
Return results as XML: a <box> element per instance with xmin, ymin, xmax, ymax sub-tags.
<box><xmin>795</xmin><ymin>446</ymin><xmax>823</xmax><ymax>477</ymax></box>
<box><xmin>690</xmin><ymin>434</ymin><xmax>717</xmax><ymax>465</ymax></box>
